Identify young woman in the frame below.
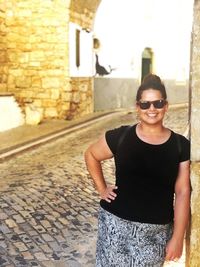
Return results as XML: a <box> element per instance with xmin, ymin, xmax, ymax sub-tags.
<box><xmin>84</xmin><ymin>74</ymin><xmax>190</xmax><ymax>266</ymax></box>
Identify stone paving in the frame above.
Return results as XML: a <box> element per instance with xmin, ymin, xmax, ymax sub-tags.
<box><xmin>0</xmin><ymin>106</ymin><xmax>189</xmax><ymax>267</ymax></box>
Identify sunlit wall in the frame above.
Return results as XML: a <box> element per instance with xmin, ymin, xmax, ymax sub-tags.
<box><xmin>94</xmin><ymin>0</ymin><xmax>194</xmax><ymax>80</ymax></box>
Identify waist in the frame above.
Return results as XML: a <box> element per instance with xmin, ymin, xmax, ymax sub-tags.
<box><xmin>100</xmin><ymin>190</ymin><xmax>174</xmax><ymax>224</ymax></box>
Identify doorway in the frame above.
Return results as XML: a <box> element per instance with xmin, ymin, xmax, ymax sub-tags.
<box><xmin>141</xmin><ymin>47</ymin><xmax>154</xmax><ymax>82</ymax></box>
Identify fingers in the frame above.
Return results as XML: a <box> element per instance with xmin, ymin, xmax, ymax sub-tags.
<box><xmin>165</xmin><ymin>249</ymin><xmax>172</xmax><ymax>261</ymax></box>
<box><xmin>165</xmin><ymin>248</ymin><xmax>181</xmax><ymax>262</ymax></box>
<box><xmin>165</xmin><ymin>250</ymin><xmax>179</xmax><ymax>261</ymax></box>
<box><xmin>166</xmin><ymin>257</ymin><xmax>180</xmax><ymax>262</ymax></box>
<box><xmin>101</xmin><ymin>185</ymin><xmax>118</xmax><ymax>203</ymax></box>
<box><xmin>165</xmin><ymin>254</ymin><xmax>177</xmax><ymax>261</ymax></box>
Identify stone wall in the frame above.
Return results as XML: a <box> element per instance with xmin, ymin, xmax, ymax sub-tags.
<box><xmin>70</xmin><ymin>0</ymin><xmax>100</xmax><ymax>28</ymax></box>
<box><xmin>186</xmin><ymin>0</ymin><xmax>200</xmax><ymax>266</ymax></box>
<box><xmin>0</xmin><ymin>0</ymin><xmax>70</xmax><ymax>118</ymax></box>
<box><xmin>68</xmin><ymin>77</ymin><xmax>93</xmax><ymax>119</ymax></box>
<box><xmin>69</xmin><ymin>1</ymin><xmax>97</xmax><ymax>119</ymax></box>
<box><xmin>0</xmin><ymin>1</ymin><xmax>7</xmax><ymax>92</ymax></box>
<box><xmin>0</xmin><ymin>0</ymin><xmax>99</xmax><ymax>120</ymax></box>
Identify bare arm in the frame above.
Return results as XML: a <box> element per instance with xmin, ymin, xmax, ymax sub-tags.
<box><xmin>84</xmin><ymin>134</ymin><xmax>117</xmax><ymax>202</ymax></box>
<box><xmin>165</xmin><ymin>160</ymin><xmax>191</xmax><ymax>261</ymax></box>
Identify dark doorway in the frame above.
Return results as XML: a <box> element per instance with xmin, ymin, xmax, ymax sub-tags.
<box><xmin>141</xmin><ymin>48</ymin><xmax>153</xmax><ymax>82</ymax></box>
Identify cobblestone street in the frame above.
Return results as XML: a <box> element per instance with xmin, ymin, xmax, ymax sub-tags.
<box><xmin>0</xmin><ymin>106</ymin><xmax>189</xmax><ymax>267</ymax></box>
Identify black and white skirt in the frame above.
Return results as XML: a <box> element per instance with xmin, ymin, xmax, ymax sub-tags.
<box><xmin>96</xmin><ymin>207</ymin><xmax>173</xmax><ymax>267</ymax></box>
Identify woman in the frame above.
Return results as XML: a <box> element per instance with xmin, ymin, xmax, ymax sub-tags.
<box><xmin>84</xmin><ymin>74</ymin><xmax>190</xmax><ymax>266</ymax></box>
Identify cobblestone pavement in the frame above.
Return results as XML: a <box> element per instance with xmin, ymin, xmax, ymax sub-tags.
<box><xmin>0</xmin><ymin>106</ymin><xmax>189</xmax><ymax>267</ymax></box>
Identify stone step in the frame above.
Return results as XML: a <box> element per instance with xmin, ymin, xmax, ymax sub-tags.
<box><xmin>0</xmin><ymin>93</ymin><xmax>25</xmax><ymax>132</ymax></box>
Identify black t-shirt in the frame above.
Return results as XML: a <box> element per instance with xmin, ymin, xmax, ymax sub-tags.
<box><xmin>100</xmin><ymin>124</ymin><xmax>190</xmax><ymax>224</ymax></box>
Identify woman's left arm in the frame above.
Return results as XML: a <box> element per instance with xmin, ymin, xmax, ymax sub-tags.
<box><xmin>165</xmin><ymin>160</ymin><xmax>191</xmax><ymax>261</ymax></box>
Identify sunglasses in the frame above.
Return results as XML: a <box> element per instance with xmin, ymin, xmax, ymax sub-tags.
<box><xmin>137</xmin><ymin>99</ymin><xmax>167</xmax><ymax>110</ymax></box>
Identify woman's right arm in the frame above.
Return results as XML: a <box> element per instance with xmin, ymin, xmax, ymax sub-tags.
<box><xmin>84</xmin><ymin>134</ymin><xmax>118</xmax><ymax>203</ymax></box>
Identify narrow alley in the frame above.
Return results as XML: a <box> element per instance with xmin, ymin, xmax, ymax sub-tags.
<box><xmin>0</xmin><ymin>106</ymin><xmax>188</xmax><ymax>267</ymax></box>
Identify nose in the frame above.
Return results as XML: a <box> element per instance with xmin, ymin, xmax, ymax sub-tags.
<box><xmin>149</xmin><ymin>103</ymin><xmax>156</xmax><ymax>110</ymax></box>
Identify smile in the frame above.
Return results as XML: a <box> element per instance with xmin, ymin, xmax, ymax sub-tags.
<box><xmin>147</xmin><ymin>113</ymin><xmax>157</xmax><ymax>117</ymax></box>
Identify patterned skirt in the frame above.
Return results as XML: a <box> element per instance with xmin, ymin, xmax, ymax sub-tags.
<box><xmin>96</xmin><ymin>207</ymin><xmax>173</xmax><ymax>267</ymax></box>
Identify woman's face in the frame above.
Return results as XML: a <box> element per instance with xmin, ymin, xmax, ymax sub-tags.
<box><xmin>136</xmin><ymin>89</ymin><xmax>168</xmax><ymax>125</ymax></box>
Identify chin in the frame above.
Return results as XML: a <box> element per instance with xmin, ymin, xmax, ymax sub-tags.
<box><xmin>142</xmin><ymin>119</ymin><xmax>163</xmax><ymax>125</ymax></box>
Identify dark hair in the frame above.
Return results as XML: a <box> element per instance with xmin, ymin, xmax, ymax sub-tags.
<box><xmin>136</xmin><ymin>74</ymin><xmax>167</xmax><ymax>101</ymax></box>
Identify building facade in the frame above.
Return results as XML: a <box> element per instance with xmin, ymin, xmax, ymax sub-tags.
<box><xmin>0</xmin><ymin>0</ymin><xmax>100</xmax><ymax>120</ymax></box>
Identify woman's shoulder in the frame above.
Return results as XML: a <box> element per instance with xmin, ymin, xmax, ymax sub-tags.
<box><xmin>106</xmin><ymin>124</ymin><xmax>135</xmax><ymax>135</ymax></box>
<box><xmin>105</xmin><ymin>124</ymin><xmax>135</xmax><ymax>154</ymax></box>
<box><xmin>172</xmin><ymin>131</ymin><xmax>190</xmax><ymax>145</ymax></box>
<box><xmin>171</xmin><ymin>131</ymin><xmax>190</xmax><ymax>161</ymax></box>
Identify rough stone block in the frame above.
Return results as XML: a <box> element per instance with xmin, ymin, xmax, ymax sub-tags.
<box><xmin>51</xmin><ymin>89</ymin><xmax>60</xmax><ymax>100</ymax></box>
<box><xmin>44</xmin><ymin>107</ymin><xmax>58</xmax><ymax>118</ymax></box>
<box><xmin>42</xmin><ymin>77</ymin><xmax>60</xmax><ymax>89</ymax></box>
<box><xmin>25</xmin><ymin>104</ymin><xmax>43</xmax><ymax>125</ymax></box>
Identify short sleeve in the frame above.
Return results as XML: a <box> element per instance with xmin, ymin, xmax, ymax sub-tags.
<box><xmin>105</xmin><ymin>126</ymin><xmax>128</xmax><ymax>155</ymax></box>
<box><xmin>179</xmin><ymin>135</ymin><xmax>190</xmax><ymax>162</ymax></box>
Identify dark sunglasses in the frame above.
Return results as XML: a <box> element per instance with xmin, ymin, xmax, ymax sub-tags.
<box><xmin>137</xmin><ymin>99</ymin><xmax>167</xmax><ymax>110</ymax></box>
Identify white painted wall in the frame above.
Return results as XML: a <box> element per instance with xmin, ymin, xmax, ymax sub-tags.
<box><xmin>93</xmin><ymin>0</ymin><xmax>193</xmax><ymax>81</ymax></box>
<box><xmin>0</xmin><ymin>95</ymin><xmax>24</xmax><ymax>132</ymax></box>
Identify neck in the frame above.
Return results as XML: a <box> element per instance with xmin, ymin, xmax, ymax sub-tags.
<box><xmin>138</xmin><ymin>122</ymin><xmax>165</xmax><ymax>135</ymax></box>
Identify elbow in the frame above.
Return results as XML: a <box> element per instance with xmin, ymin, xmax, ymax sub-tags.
<box><xmin>175</xmin><ymin>187</ymin><xmax>191</xmax><ymax>199</ymax></box>
<box><xmin>84</xmin><ymin>146</ymin><xmax>100</xmax><ymax>165</ymax></box>
<box><xmin>84</xmin><ymin>146</ymin><xmax>95</xmax><ymax>163</ymax></box>
<box><xmin>84</xmin><ymin>149</ymin><xmax>92</xmax><ymax>172</ymax></box>
<box><xmin>84</xmin><ymin>148</ymin><xmax>90</xmax><ymax>162</ymax></box>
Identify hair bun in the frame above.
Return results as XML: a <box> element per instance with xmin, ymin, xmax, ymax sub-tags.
<box><xmin>136</xmin><ymin>73</ymin><xmax>167</xmax><ymax>101</ymax></box>
<box><xmin>142</xmin><ymin>73</ymin><xmax>162</xmax><ymax>85</ymax></box>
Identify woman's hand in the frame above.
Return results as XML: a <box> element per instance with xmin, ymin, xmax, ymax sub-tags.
<box><xmin>165</xmin><ymin>237</ymin><xmax>184</xmax><ymax>262</ymax></box>
<box><xmin>100</xmin><ymin>185</ymin><xmax>118</xmax><ymax>203</ymax></box>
